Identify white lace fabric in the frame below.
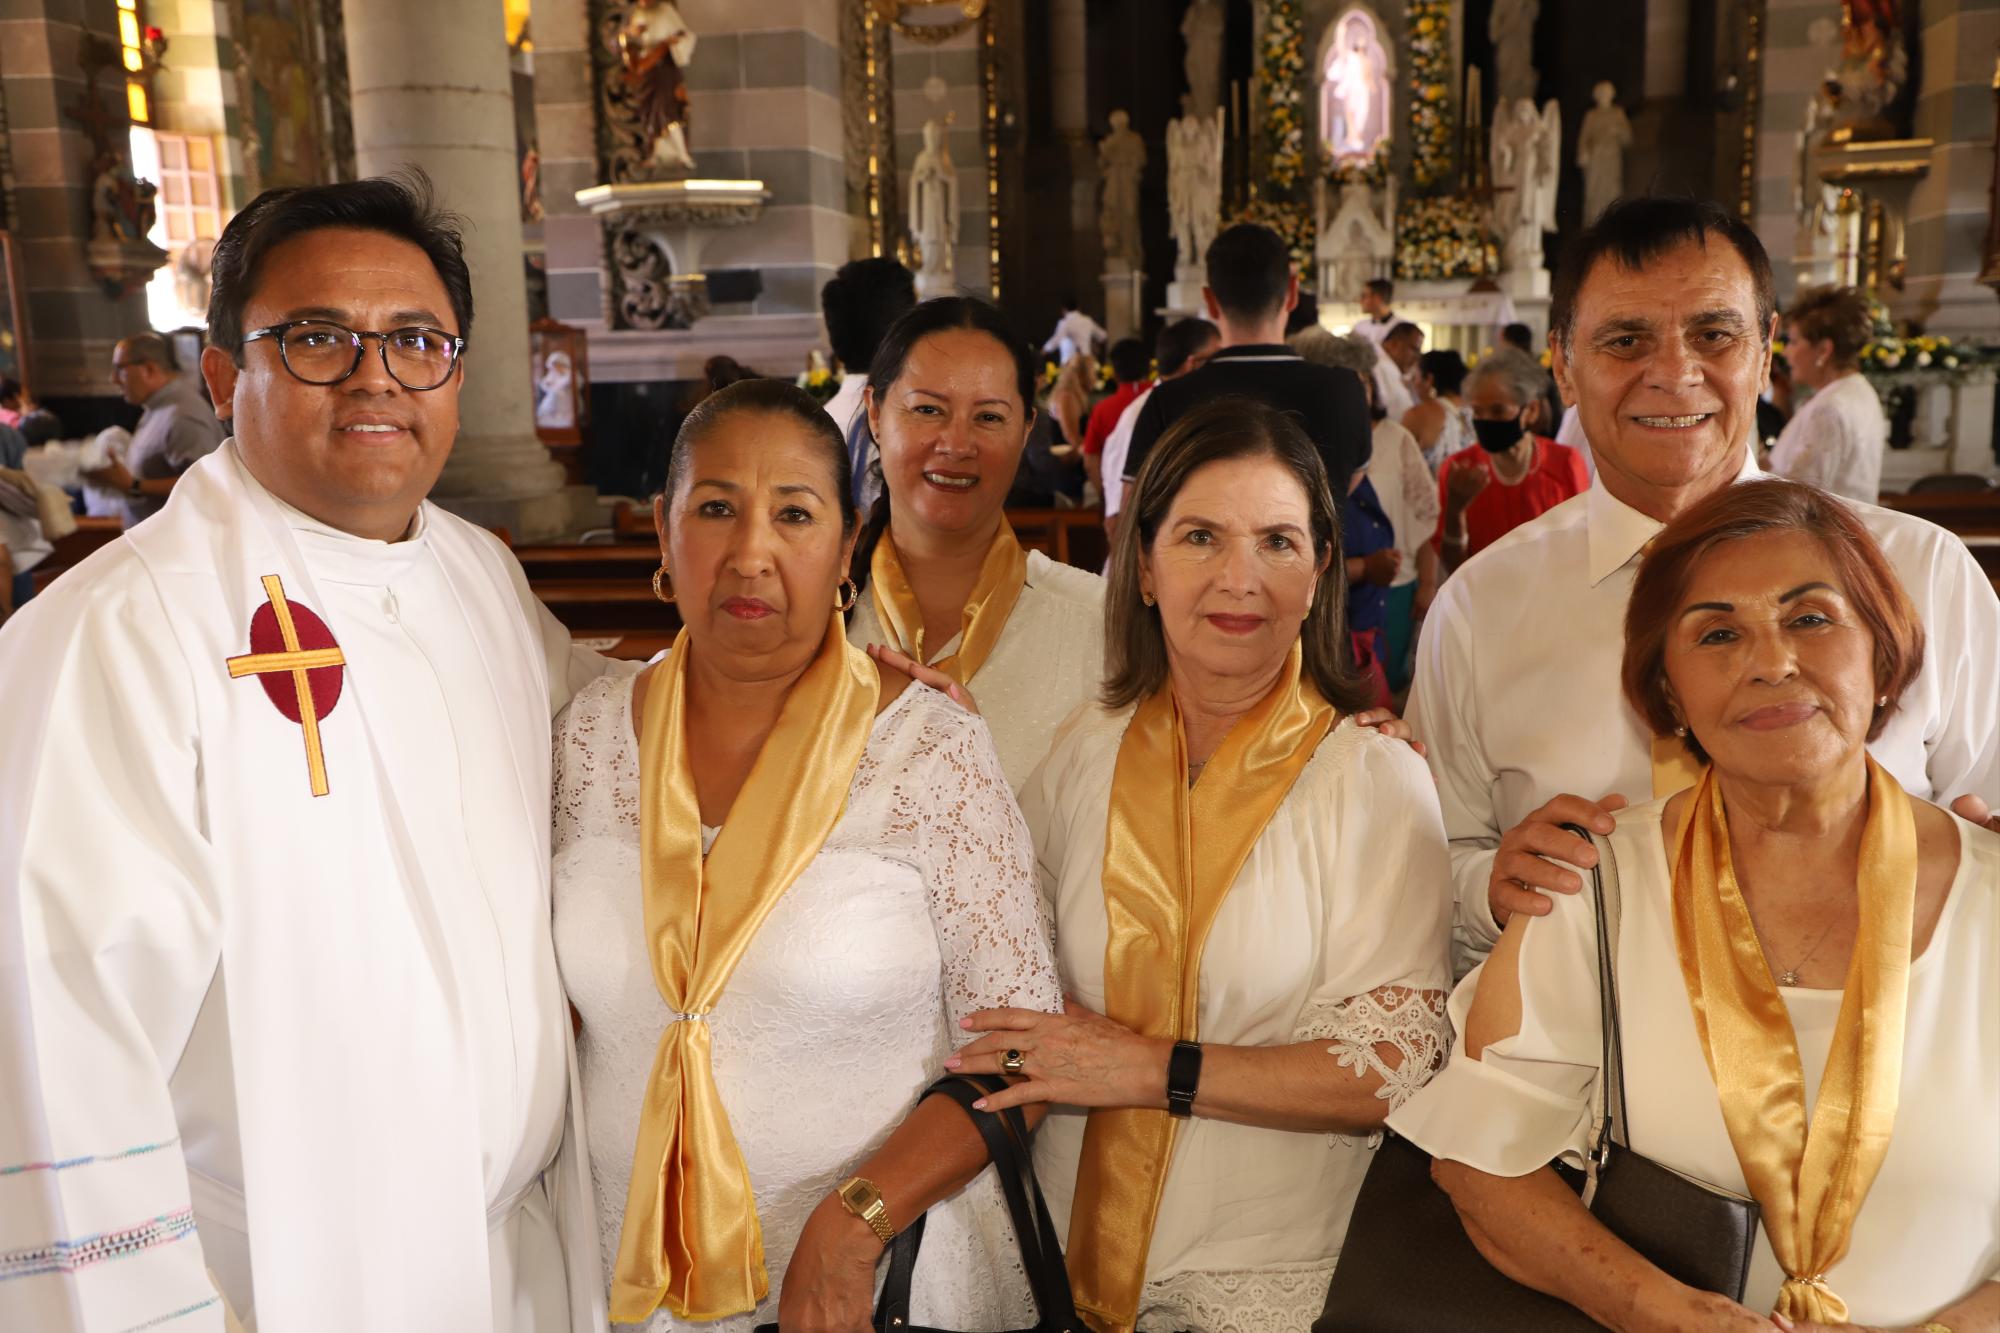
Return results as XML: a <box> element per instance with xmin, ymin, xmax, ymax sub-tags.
<box><xmin>552</xmin><ymin>671</ymin><xmax>1062</xmax><ymax>1331</ymax></box>
<box><xmin>1299</xmin><ymin>984</ymin><xmax>1451</xmax><ymax>1112</ymax></box>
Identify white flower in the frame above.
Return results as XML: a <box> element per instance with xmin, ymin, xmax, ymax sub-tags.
<box><xmin>1881</xmin><ymin>353</ymin><xmax>1903</xmax><ymax>369</ymax></box>
<box><xmin>1916</xmin><ymin>351</ymin><xmax>1933</xmax><ymax>367</ymax></box>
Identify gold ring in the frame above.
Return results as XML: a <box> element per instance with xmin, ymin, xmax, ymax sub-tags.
<box><xmin>1002</xmin><ymin>1049</ymin><xmax>1025</xmax><ymax>1074</ymax></box>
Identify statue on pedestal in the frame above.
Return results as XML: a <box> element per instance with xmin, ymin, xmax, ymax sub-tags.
<box><xmin>1491</xmin><ymin>98</ymin><xmax>1561</xmax><ymax>275</ymax></box>
<box><xmin>909</xmin><ymin>119</ymin><xmax>959</xmax><ymax>298</ymax></box>
<box><xmin>1167</xmin><ymin>96</ymin><xmax>1223</xmax><ymax>284</ymax></box>
<box><xmin>1315</xmin><ymin>175</ymin><xmax>1396</xmax><ymax>303</ymax></box>
<box><xmin>618</xmin><ymin>0</ymin><xmax>697</xmax><ymax>174</ymax></box>
<box><xmin>1489</xmin><ymin>0</ymin><xmax>1541</xmax><ymax>103</ymax></box>
<box><xmin>1098</xmin><ymin>109</ymin><xmax>1147</xmax><ymax>271</ymax></box>
<box><xmin>1181</xmin><ymin>0</ymin><xmax>1225</xmax><ymax>120</ymax></box>
<box><xmin>1576</xmin><ymin>82</ymin><xmax>1631</xmax><ymax>222</ymax></box>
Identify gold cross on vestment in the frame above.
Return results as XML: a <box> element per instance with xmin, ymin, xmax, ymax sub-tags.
<box><xmin>226</xmin><ymin>575</ymin><xmax>346</xmax><ymax>797</ymax></box>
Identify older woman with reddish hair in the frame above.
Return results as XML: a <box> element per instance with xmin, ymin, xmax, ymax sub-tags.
<box><xmin>1390</xmin><ymin>477</ymin><xmax>1999</xmax><ymax>1331</ymax></box>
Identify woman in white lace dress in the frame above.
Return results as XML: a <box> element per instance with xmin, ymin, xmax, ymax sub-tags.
<box><xmin>950</xmin><ymin>399</ymin><xmax>1455</xmax><ymax>1333</ymax></box>
<box><xmin>553</xmin><ymin>379</ymin><xmax>1062</xmax><ymax>1331</ymax></box>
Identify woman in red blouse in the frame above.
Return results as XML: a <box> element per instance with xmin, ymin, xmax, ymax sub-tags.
<box><xmin>1433</xmin><ymin>348</ymin><xmax>1591</xmax><ymax>569</ymax></box>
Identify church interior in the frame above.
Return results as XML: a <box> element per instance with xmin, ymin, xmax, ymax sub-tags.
<box><xmin>1</xmin><ymin>0</ymin><xmax>1995</xmax><ymax>655</ymax></box>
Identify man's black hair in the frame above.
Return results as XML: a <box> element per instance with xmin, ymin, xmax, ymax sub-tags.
<box><xmin>1154</xmin><ymin>317</ymin><xmax>1218</xmax><ymax>377</ymax></box>
<box><xmin>1364</xmin><ymin>277</ymin><xmax>1394</xmax><ymax>302</ymax></box>
<box><xmin>1500</xmin><ymin>322</ymin><xmax>1533</xmax><ymax>352</ymax></box>
<box><xmin>1203</xmin><ymin>223</ymin><xmax>1291</xmax><ymax>321</ymax></box>
<box><xmin>820</xmin><ymin>257</ymin><xmax>917</xmax><ymax>375</ymax></box>
<box><xmin>1107</xmin><ymin>337</ymin><xmax>1150</xmax><ymax>383</ymax></box>
<box><xmin>1550</xmin><ymin>195</ymin><xmax>1776</xmax><ymax>352</ymax></box>
<box><xmin>206</xmin><ymin>169</ymin><xmax>474</xmax><ymax>361</ymax></box>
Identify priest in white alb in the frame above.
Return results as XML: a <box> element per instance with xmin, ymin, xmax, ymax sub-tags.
<box><xmin>0</xmin><ymin>175</ymin><xmax>611</xmax><ymax>1332</ymax></box>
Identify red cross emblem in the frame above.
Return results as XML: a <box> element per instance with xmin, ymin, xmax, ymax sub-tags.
<box><xmin>225</xmin><ymin>575</ymin><xmax>346</xmax><ymax>797</ymax></box>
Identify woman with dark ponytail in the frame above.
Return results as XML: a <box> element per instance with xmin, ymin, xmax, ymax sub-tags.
<box><xmin>852</xmin><ymin>296</ymin><xmax>1107</xmax><ymax>789</ymax></box>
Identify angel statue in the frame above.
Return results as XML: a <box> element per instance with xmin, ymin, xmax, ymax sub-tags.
<box><xmin>1167</xmin><ymin>98</ymin><xmax>1225</xmax><ymax>281</ymax></box>
<box><xmin>909</xmin><ymin>119</ymin><xmax>959</xmax><ymax>298</ymax></box>
<box><xmin>1491</xmin><ymin>98</ymin><xmax>1561</xmax><ymax>273</ymax></box>
<box><xmin>619</xmin><ymin>0</ymin><xmax>697</xmax><ymax>174</ymax></box>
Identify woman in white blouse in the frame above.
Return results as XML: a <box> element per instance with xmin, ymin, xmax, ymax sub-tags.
<box><xmin>1768</xmin><ymin>284</ymin><xmax>1887</xmax><ymax>504</ymax></box>
<box><xmin>845</xmin><ymin>296</ymin><xmax>1106</xmax><ymax>789</ymax></box>
<box><xmin>553</xmin><ymin>379</ymin><xmax>1062</xmax><ymax>1331</ymax></box>
<box><xmin>1392</xmin><ymin>479</ymin><xmax>1998</xmax><ymax>1331</ymax></box>
<box><xmin>951</xmin><ymin>397</ymin><xmax>1454</xmax><ymax>1333</ymax></box>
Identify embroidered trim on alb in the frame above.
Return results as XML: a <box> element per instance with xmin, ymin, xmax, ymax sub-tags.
<box><xmin>0</xmin><ymin>1208</ymin><xmax>198</xmax><ymax>1283</ymax></box>
<box><xmin>122</xmin><ymin>1296</ymin><xmax>221</xmax><ymax>1331</ymax></box>
<box><xmin>0</xmin><ymin>1137</ymin><xmax>181</xmax><ymax>1178</ymax></box>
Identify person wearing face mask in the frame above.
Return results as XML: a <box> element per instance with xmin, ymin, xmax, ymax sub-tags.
<box><xmin>1434</xmin><ymin>348</ymin><xmax>1591</xmax><ymax>571</ymax></box>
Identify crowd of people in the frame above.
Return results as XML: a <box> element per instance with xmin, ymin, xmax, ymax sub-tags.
<box><xmin>0</xmin><ymin>171</ymin><xmax>1994</xmax><ymax>1333</ymax></box>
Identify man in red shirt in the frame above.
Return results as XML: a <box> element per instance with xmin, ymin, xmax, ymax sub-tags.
<box><xmin>1434</xmin><ymin>348</ymin><xmax>1590</xmax><ymax>570</ymax></box>
<box><xmin>1082</xmin><ymin>337</ymin><xmax>1151</xmax><ymax>498</ymax></box>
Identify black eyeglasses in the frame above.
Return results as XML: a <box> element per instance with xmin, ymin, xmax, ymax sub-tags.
<box><xmin>242</xmin><ymin>320</ymin><xmax>465</xmax><ymax>391</ymax></box>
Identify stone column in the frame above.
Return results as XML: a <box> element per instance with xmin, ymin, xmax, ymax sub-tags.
<box><xmin>1048</xmin><ymin>0</ymin><xmax>1101</xmax><ymax>320</ymax></box>
<box><xmin>343</xmin><ymin>0</ymin><xmax>570</xmax><ymax>539</ymax></box>
<box><xmin>0</xmin><ymin>0</ymin><xmax>154</xmax><ymax>421</ymax></box>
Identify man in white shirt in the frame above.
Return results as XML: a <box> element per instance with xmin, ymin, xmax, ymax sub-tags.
<box><xmin>1373</xmin><ymin>321</ymin><xmax>1422</xmax><ymax>421</ymax></box>
<box><xmin>1100</xmin><ymin>315</ymin><xmax>1218</xmax><ymax>547</ymax></box>
<box><xmin>1768</xmin><ymin>283</ymin><xmax>1887</xmax><ymax>503</ymax></box>
<box><xmin>1406</xmin><ymin>196</ymin><xmax>1999</xmax><ymax>973</ymax></box>
<box><xmin>1352</xmin><ymin>276</ymin><xmax>1398</xmax><ymax>345</ymax></box>
<box><xmin>819</xmin><ymin>256</ymin><xmax>915</xmax><ymax>514</ymax></box>
<box><xmin>1041</xmin><ymin>294</ymin><xmax>1106</xmax><ymax>366</ymax></box>
<box><xmin>0</xmin><ymin>175</ymin><xmax>608</xmax><ymax>1332</ymax></box>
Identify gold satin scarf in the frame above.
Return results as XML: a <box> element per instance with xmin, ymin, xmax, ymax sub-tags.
<box><xmin>1067</xmin><ymin>645</ymin><xmax>1337</xmax><ymax>1333</ymax></box>
<box><xmin>1667</xmin><ymin>757</ymin><xmax>1917</xmax><ymax>1322</ymax></box>
<box><xmin>610</xmin><ymin>614</ymin><xmax>878</xmax><ymax>1322</ymax></box>
<box><xmin>869</xmin><ymin>518</ymin><xmax>1028</xmax><ymax>684</ymax></box>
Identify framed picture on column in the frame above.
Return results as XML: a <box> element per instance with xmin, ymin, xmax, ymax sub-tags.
<box><xmin>0</xmin><ymin>232</ymin><xmax>30</xmax><ymax>396</ymax></box>
<box><xmin>530</xmin><ymin>317</ymin><xmax>589</xmax><ymax>450</ymax></box>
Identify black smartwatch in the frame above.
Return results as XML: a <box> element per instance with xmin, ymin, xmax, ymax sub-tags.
<box><xmin>1166</xmin><ymin>1040</ymin><xmax>1203</xmax><ymax>1119</ymax></box>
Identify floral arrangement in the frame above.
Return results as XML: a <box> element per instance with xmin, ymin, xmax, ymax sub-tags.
<box><xmin>793</xmin><ymin>363</ymin><xmax>837</xmax><ymax>404</ymax></box>
<box><xmin>1259</xmin><ymin>0</ymin><xmax>1309</xmax><ymax>193</ymax></box>
<box><xmin>1852</xmin><ymin>296</ymin><xmax>1996</xmax><ymax>376</ymax></box>
<box><xmin>1406</xmin><ymin>0</ymin><xmax>1455</xmax><ymax>191</ymax></box>
<box><xmin>1394</xmin><ymin>194</ymin><xmax>1496</xmax><ymax>280</ymax></box>
<box><xmin>1324</xmin><ymin>138</ymin><xmax>1391</xmax><ymax>189</ymax></box>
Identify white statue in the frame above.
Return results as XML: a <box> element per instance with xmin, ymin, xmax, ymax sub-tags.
<box><xmin>535</xmin><ymin>350</ymin><xmax>576</xmax><ymax>430</ymax></box>
<box><xmin>618</xmin><ymin>0</ymin><xmax>698</xmax><ymax>173</ymax></box>
<box><xmin>1314</xmin><ymin>175</ymin><xmax>1396</xmax><ymax>303</ymax></box>
<box><xmin>1491</xmin><ymin>97</ymin><xmax>1561</xmax><ymax>272</ymax></box>
<box><xmin>1166</xmin><ymin>97</ymin><xmax>1224</xmax><ymax>279</ymax></box>
<box><xmin>1575</xmin><ymin>81</ymin><xmax>1632</xmax><ymax>223</ymax></box>
<box><xmin>908</xmin><ymin>119</ymin><xmax>959</xmax><ymax>297</ymax></box>
<box><xmin>1488</xmin><ymin>0</ymin><xmax>1540</xmax><ymax>103</ymax></box>
<box><xmin>1322</xmin><ymin>12</ymin><xmax>1385</xmax><ymax>159</ymax></box>
<box><xmin>1098</xmin><ymin>108</ymin><xmax>1148</xmax><ymax>270</ymax></box>
<box><xmin>1181</xmin><ymin>0</ymin><xmax>1225</xmax><ymax>120</ymax></box>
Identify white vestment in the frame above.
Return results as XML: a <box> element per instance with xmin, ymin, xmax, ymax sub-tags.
<box><xmin>0</xmin><ymin>443</ymin><xmax>609</xmax><ymax>1333</ymax></box>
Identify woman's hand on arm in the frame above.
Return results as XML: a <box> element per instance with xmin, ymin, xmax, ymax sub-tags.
<box><xmin>949</xmin><ymin>997</ymin><xmax>1423</xmax><ymax>1135</ymax></box>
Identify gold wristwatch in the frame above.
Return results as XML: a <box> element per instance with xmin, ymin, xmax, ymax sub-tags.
<box><xmin>836</xmin><ymin>1176</ymin><xmax>895</xmax><ymax>1246</ymax></box>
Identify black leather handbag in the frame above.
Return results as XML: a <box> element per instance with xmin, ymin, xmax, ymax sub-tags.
<box><xmin>1315</xmin><ymin>827</ymin><xmax>1760</xmax><ymax>1331</ymax></box>
<box><xmin>756</xmin><ymin>1073</ymin><xmax>1081</xmax><ymax>1333</ymax></box>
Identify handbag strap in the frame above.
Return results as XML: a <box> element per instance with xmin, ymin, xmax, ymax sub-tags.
<box><xmin>1561</xmin><ymin>823</ymin><xmax>1630</xmax><ymax>1205</ymax></box>
<box><xmin>873</xmin><ymin>1073</ymin><xmax>1081</xmax><ymax>1332</ymax></box>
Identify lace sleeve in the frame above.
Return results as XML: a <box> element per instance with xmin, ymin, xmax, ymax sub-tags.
<box><xmin>901</xmin><ymin>697</ymin><xmax>1064</xmax><ymax>1027</ymax></box>
<box><xmin>1297</xmin><ymin>984</ymin><xmax>1451</xmax><ymax>1111</ymax></box>
<box><xmin>552</xmin><ymin>673</ymin><xmax>639</xmax><ymax>853</ymax></box>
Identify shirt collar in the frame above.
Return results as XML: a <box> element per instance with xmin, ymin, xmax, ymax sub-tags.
<box><xmin>1585</xmin><ymin>438</ymin><xmax>1762</xmax><ymax>586</ymax></box>
<box><xmin>1209</xmin><ymin>343</ymin><xmax>1300</xmax><ymax>362</ymax></box>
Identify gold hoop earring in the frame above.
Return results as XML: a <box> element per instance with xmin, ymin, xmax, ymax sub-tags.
<box><xmin>652</xmin><ymin>566</ymin><xmax>675</xmax><ymax>604</ymax></box>
<box><xmin>835</xmin><ymin>577</ymin><xmax>860</xmax><ymax>612</ymax></box>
